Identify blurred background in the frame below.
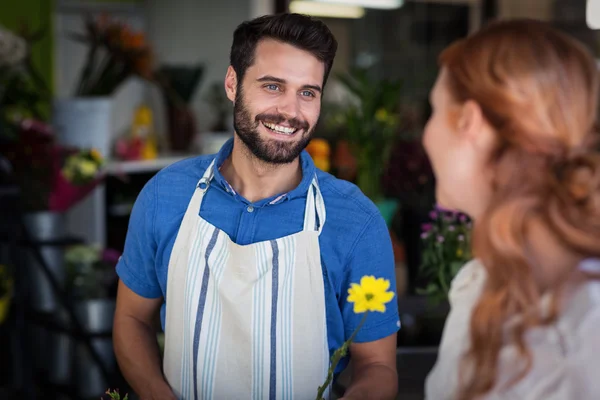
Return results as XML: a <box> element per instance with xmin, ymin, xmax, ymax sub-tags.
<box><xmin>0</xmin><ymin>0</ymin><xmax>598</xmax><ymax>399</ymax></box>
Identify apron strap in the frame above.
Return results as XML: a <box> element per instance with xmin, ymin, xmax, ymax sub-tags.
<box><xmin>303</xmin><ymin>175</ymin><xmax>326</xmax><ymax>234</ymax></box>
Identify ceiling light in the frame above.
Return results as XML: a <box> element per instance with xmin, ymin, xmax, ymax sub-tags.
<box><xmin>587</xmin><ymin>0</ymin><xmax>600</xmax><ymax>29</ymax></box>
<box><xmin>289</xmin><ymin>1</ymin><xmax>365</xmax><ymax>18</ymax></box>
<box><xmin>313</xmin><ymin>0</ymin><xmax>404</xmax><ymax>9</ymax></box>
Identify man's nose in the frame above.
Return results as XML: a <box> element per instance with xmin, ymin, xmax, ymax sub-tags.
<box><xmin>276</xmin><ymin>91</ymin><xmax>300</xmax><ymax>120</ymax></box>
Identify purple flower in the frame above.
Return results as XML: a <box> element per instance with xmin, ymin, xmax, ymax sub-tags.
<box><xmin>102</xmin><ymin>248</ymin><xmax>122</xmax><ymax>265</ymax></box>
<box><xmin>458</xmin><ymin>234</ymin><xmax>465</xmax><ymax>241</ymax></box>
<box><xmin>421</xmin><ymin>223</ymin><xmax>433</xmax><ymax>232</ymax></box>
<box><xmin>448</xmin><ymin>225</ymin><xmax>456</xmax><ymax>232</ymax></box>
<box><xmin>429</xmin><ymin>210</ymin><xmax>438</xmax><ymax>220</ymax></box>
<box><xmin>420</xmin><ymin>232</ymin><xmax>429</xmax><ymax>239</ymax></box>
<box><xmin>437</xmin><ymin>235</ymin><xmax>445</xmax><ymax>243</ymax></box>
<box><xmin>459</xmin><ymin>214</ymin><xmax>468</xmax><ymax>223</ymax></box>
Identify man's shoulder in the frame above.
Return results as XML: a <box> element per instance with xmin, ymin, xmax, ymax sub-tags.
<box><xmin>154</xmin><ymin>153</ymin><xmax>215</xmax><ymax>182</ymax></box>
<box><xmin>145</xmin><ymin>153</ymin><xmax>215</xmax><ymax>210</ymax></box>
<box><xmin>316</xmin><ymin>170</ymin><xmax>385</xmax><ymax>236</ymax></box>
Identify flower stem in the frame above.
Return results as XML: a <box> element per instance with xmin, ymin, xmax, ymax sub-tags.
<box><xmin>315</xmin><ymin>312</ymin><xmax>368</xmax><ymax>400</ymax></box>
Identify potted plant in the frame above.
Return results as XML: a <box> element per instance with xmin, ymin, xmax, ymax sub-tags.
<box><xmin>418</xmin><ymin>205</ymin><xmax>473</xmax><ymax>303</ymax></box>
<box><xmin>396</xmin><ymin>205</ymin><xmax>473</xmax><ymax>347</ymax></box>
<box><xmin>65</xmin><ymin>244</ymin><xmax>121</xmax><ymax>398</ymax></box>
<box><xmin>54</xmin><ymin>14</ymin><xmax>156</xmax><ymax>158</ymax></box>
<box><xmin>332</xmin><ymin>68</ymin><xmax>403</xmax><ymax>203</ymax></box>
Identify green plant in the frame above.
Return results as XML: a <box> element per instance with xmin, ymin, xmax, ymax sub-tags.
<box><xmin>329</xmin><ymin>68</ymin><xmax>402</xmax><ymax>201</ymax></box>
<box><xmin>0</xmin><ymin>23</ymin><xmax>50</xmax><ymax>139</ymax></box>
<box><xmin>105</xmin><ymin>388</ymin><xmax>128</xmax><ymax>400</ymax></box>
<box><xmin>418</xmin><ymin>206</ymin><xmax>473</xmax><ymax>304</ymax></box>
<box><xmin>65</xmin><ymin>245</ymin><xmax>119</xmax><ymax>300</ymax></box>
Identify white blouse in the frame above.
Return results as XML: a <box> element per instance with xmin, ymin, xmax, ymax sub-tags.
<box><xmin>425</xmin><ymin>258</ymin><xmax>600</xmax><ymax>400</ymax></box>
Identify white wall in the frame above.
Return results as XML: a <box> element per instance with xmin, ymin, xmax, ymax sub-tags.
<box><xmin>144</xmin><ymin>0</ymin><xmax>257</xmax><ymax>142</ymax></box>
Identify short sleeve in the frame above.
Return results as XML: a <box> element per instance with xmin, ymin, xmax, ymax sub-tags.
<box><xmin>340</xmin><ymin>213</ymin><xmax>400</xmax><ymax>343</ymax></box>
<box><xmin>115</xmin><ymin>176</ymin><xmax>162</xmax><ymax>298</ymax></box>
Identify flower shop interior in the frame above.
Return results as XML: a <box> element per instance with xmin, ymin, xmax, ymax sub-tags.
<box><xmin>0</xmin><ymin>0</ymin><xmax>597</xmax><ymax>399</ymax></box>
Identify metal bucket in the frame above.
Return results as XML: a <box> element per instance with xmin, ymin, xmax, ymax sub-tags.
<box><xmin>74</xmin><ymin>298</ymin><xmax>116</xmax><ymax>398</ymax></box>
<box><xmin>22</xmin><ymin>211</ymin><xmax>67</xmax><ymax>313</ymax></box>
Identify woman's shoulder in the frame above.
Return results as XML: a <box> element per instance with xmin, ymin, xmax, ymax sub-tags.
<box><xmin>448</xmin><ymin>258</ymin><xmax>488</xmax><ymax>306</ymax></box>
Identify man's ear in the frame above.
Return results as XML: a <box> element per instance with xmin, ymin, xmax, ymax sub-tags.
<box><xmin>225</xmin><ymin>66</ymin><xmax>238</xmax><ymax>103</ymax></box>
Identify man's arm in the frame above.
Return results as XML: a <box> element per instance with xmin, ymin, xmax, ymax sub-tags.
<box><xmin>113</xmin><ymin>281</ymin><xmax>176</xmax><ymax>400</ymax></box>
<box><xmin>341</xmin><ymin>334</ymin><xmax>398</xmax><ymax>400</ymax></box>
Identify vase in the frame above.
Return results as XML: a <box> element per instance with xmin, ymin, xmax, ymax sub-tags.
<box><xmin>52</xmin><ymin>97</ymin><xmax>113</xmax><ymax>158</ymax></box>
<box><xmin>166</xmin><ymin>101</ymin><xmax>197</xmax><ymax>153</ymax></box>
<box><xmin>22</xmin><ymin>211</ymin><xmax>67</xmax><ymax>313</ymax></box>
<box><xmin>52</xmin><ymin>97</ymin><xmax>111</xmax><ymax>246</ymax></box>
<box><xmin>74</xmin><ymin>298</ymin><xmax>117</xmax><ymax>398</ymax></box>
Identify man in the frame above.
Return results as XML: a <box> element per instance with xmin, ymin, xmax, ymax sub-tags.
<box><xmin>113</xmin><ymin>13</ymin><xmax>399</xmax><ymax>400</ymax></box>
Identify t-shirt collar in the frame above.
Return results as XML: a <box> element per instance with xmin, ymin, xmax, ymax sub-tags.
<box><xmin>211</xmin><ymin>137</ymin><xmax>317</xmax><ymax>206</ymax></box>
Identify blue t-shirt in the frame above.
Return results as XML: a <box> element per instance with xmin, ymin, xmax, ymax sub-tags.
<box><xmin>116</xmin><ymin>138</ymin><xmax>400</xmax><ymax>372</ymax></box>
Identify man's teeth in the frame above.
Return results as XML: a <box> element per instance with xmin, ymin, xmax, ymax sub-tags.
<box><xmin>263</xmin><ymin>122</ymin><xmax>297</xmax><ymax>135</ymax></box>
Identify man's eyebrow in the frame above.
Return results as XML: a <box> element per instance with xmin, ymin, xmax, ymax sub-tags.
<box><xmin>257</xmin><ymin>75</ymin><xmax>322</xmax><ymax>93</ymax></box>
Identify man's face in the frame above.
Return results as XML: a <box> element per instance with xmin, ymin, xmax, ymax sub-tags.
<box><xmin>227</xmin><ymin>39</ymin><xmax>325</xmax><ymax>164</ymax></box>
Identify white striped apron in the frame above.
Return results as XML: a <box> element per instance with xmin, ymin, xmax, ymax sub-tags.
<box><xmin>163</xmin><ymin>159</ymin><xmax>330</xmax><ymax>400</ymax></box>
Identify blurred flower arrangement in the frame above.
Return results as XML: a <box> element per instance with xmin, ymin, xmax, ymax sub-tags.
<box><xmin>65</xmin><ymin>244</ymin><xmax>120</xmax><ymax>300</ymax></box>
<box><xmin>316</xmin><ymin>275</ymin><xmax>395</xmax><ymax>400</ymax></box>
<box><xmin>69</xmin><ymin>14</ymin><xmax>154</xmax><ymax>97</ymax></box>
<box><xmin>418</xmin><ymin>205</ymin><xmax>473</xmax><ymax>304</ymax></box>
<box><xmin>306</xmin><ymin>138</ymin><xmax>331</xmax><ymax>172</ymax></box>
<box><xmin>1</xmin><ymin>119</ymin><xmax>106</xmax><ymax>212</ymax></box>
<box><xmin>0</xmin><ymin>24</ymin><xmax>106</xmax><ymax>212</ymax></box>
<box><xmin>325</xmin><ymin>68</ymin><xmax>402</xmax><ymax>202</ymax></box>
<box><xmin>0</xmin><ymin>23</ymin><xmax>51</xmax><ymax>139</ymax></box>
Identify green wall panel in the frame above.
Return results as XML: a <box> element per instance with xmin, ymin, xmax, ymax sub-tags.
<box><xmin>0</xmin><ymin>0</ymin><xmax>54</xmax><ymax>95</ymax></box>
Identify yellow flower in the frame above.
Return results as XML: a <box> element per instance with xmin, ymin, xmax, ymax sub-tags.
<box><xmin>89</xmin><ymin>148</ymin><xmax>103</xmax><ymax>163</ymax></box>
<box><xmin>456</xmin><ymin>248</ymin><xmax>463</xmax><ymax>257</ymax></box>
<box><xmin>375</xmin><ymin>108</ymin><xmax>389</xmax><ymax>123</ymax></box>
<box><xmin>347</xmin><ymin>276</ymin><xmax>395</xmax><ymax>314</ymax></box>
<box><xmin>78</xmin><ymin>159</ymin><xmax>98</xmax><ymax>177</ymax></box>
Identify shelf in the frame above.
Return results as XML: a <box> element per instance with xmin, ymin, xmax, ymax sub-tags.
<box><xmin>105</xmin><ymin>154</ymin><xmax>192</xmax><ymax>175</ymax></box>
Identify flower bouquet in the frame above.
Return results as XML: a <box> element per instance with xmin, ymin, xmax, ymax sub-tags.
<box><xmin>69</xmin><ymin>14</ymin><xmax>154</xmax><ymax>97</ymax></box>
<box><xmin>418</xmin><ymin>205</ymin><xmax>473</xmax><ymax>303</ymax></box>
<box><xmin>1</xmin><ymin>117</ymin><xmax>106</xmax><ymax>212</ymax></box>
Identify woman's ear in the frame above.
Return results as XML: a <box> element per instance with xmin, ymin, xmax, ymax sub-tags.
<box><xmin>458</xmin><ymin>100</ymin><xmax>497</xmax><ymax>151</ymax></box>
<box><xmin>225</xmin><ymin>66</ymin><xmax>238</xmax><ymax>103</ymax></box>
<box><xmin>457</xmin><ymin>100</ymin><xmax>483</xmax><ymax>140</ymax></box>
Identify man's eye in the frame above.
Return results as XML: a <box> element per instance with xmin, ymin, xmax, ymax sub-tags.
<box><xmin>301</xmin><ymin>90</ymin><xmax>315</xmax><ymax>97</ymax></box>
<box><xmin>266</xmin><ymin>84</ymin><xmax>280</xmax><ymax>91</ymax></box>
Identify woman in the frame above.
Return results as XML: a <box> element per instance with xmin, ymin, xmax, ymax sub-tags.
<box><xmin>422</xmin><ymin>19</ymin><xmax>600</xmax><ymax>399</ymax></box>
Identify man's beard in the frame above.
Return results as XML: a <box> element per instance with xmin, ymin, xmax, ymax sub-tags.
<box><xmin>233</xmin><ymin>87</ymin><xmax>315</xmax><ymax>164</ymax></box>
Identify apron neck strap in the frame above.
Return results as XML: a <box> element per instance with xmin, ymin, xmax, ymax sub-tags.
<box><xmin>303</xmin><ymin>175</ymin><xmax>326</xmax><ymax>234</ymax></box>
<box><xmin>196</xmin><ymin>159</ymin><xmax>217</xmax><ymax>191</ymax></box>
<box><xmin>196</xmin><ymin>158</ymin><xmax>326</xmax><ymax>233</ymax></box>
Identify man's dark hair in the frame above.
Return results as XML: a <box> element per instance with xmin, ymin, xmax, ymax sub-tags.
<box><xmin>230</xmin><ymin>13</ymin><xmax>338</xmax><ymax>88</ymax></box>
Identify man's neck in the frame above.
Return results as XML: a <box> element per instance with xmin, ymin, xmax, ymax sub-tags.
<box><xmin>219</xmin><ymin>136</ymin><xmax>303</xmax><ymax>203</ymax></box>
